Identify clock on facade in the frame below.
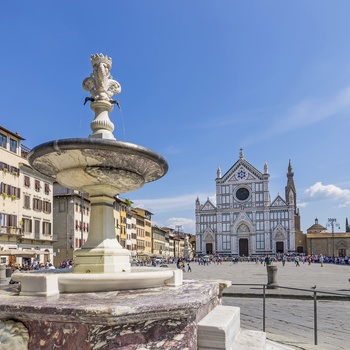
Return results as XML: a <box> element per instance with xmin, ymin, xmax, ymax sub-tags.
<box><xmin>236</xmin><ymin>169</ymin><xmax>247</xmax><ymax>180</ymax></box>
<box><xmin>235</xmin><ymin>187</ymin><xmax>250</xmax><ymax>201</ymax></box>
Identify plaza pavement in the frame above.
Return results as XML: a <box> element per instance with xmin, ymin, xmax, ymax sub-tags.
<box><xmin>2</xmin><ymin>262</ymin><xmax>349</xmax><ymax>349</ymax></box>
<box><xmin>183</xmin><ymin>260</ymin><xmax>350</xmax><ymax>350</ymax></box>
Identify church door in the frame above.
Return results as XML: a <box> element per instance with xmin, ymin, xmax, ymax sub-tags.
<box><xmin>206</xmin><ymin>243</ymin><xmax>213</xmax><ymax>254</ymax></box>
<box><xmin>276</xmin><ymin>242</ymin><xmax>284</xmax><ymax>253</ymax></box>
<box><xmin>239</xmin><ymin>239</ymin><xmax>248</xmax><ymax>256</ymax></box>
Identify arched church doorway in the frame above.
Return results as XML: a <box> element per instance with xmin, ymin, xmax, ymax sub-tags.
<box><xmin>276</xmin><ymin>242</ymin><xmax>284</xmax><ymax>253</ymax></box>
<box><xmin>206</xmin><ymin>243</ymin><xmax>213</xmax><ymax>254</ymax></box>
<box><xmin>239</xmin><ymin>239</ymin><xmax>248</xmax><ymax>256</ymax></box>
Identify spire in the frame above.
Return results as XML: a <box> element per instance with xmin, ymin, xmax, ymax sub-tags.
<box><xmin>315</xmin><ymin>218</ymin><xmax>318</xmax><ymax>225</ymax></box>
<box><xmin>239</xmin><ymin>148</ymin><xmax>244</xmax><ymax>159</ymax></box>
<box><xmin>264</xmin><ymin>161</ymin><xmax>268</xmax><ymax>174</ymax></box>
<box><xmin>217</xmin><ymin>165</ymin><xmax>221</xmax><ymax>178</ymax></box>
<box><xmin>285</xmin><ymin>159</ymin><xmax>297</xmax><ymax>210</ymax></box>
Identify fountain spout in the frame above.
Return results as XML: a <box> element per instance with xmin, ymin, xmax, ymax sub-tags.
<box><xmin>82</xmin><ymin>53</ymin><xmax>121</xmax><ymax>140</ymax></box>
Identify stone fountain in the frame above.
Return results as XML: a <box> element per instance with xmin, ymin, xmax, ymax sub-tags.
<box><xmin>0</xmin><ymin>54</ymin><xmax>227</xmax><ymax>349</ymax></box>
<box><xmin>12</xmin><ymin>53</ymin><xmax>183</xmax><ymax>296</ymax></box>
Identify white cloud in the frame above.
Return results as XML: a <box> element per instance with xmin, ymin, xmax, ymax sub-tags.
<box><xmin>244</xmin><ymin>85</ymin><xmax>350</xmax><ymax>145</ymax></box>
<box><xmin>166</xmin><ymin>217</ymin><xmax>196</xmax><ymax>232</ymax></box>
<box><xmin>131</xmin><ymin>193</ymin><xmax>216</xmax><ymax>234</ymax></box>
<box><xmin>303</xmin><ymin>182</ymin><xmax>350</xmax><ymax>207</ymax></box>
<box><xmin>131</xmin><ymin>193</ymin><xmax>215</xmax><ymax>214</ymax></box>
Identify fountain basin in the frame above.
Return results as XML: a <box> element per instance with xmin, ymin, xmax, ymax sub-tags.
<box><xmin>12</xmin><ymin>267</ymin><xmax>183</xmax><ymax>297</ymax></box>
<box><xmin>28</xmin><ymin>138</ymin><xmax>168</xmax><ymax>195</ymax></box>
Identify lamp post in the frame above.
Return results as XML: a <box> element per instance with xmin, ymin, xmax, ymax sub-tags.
<box><xmin>327</xmin><ymin>218</ymin><xmax>340</xmax><ymax>260</ymax></box>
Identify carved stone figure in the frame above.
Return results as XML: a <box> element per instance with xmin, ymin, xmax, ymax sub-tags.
<box><xmin>82</xmin><ymin>53</ymin><xmax>121</xmax><ymax>102</ymax></box>
<box><xmin>0</xmin><ymin>320</ymin><xmax>29</xmax><ymax>350</ymax></box>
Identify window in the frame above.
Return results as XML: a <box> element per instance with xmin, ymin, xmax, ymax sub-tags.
<box><xmin>222</xmin><ymin>235</ymin><xmax>230</xmax><ymax>250</ymax></box>
<box><xmin>0</xmin><ymin>213</ymin><xmax>6</xmax><ymax>227</ymax></box>
<box><xmin>9</xmin><ymin>139</ymin><xmax>17</xmax><ymax>153</ymax></box>
<box><xmin>22</xmin><ymin>218</ymin><xmax>32</xmax><ymax>233</ymax></box>
<box><xmin>0</xmin><ymin>162</ymin><xmax>9</xmax><ymax>172</ymax></box>
<box><xmin>24</xmin><ymin>176</ymin><xmax>30</xmax><ymax>187</ymax></box>
<box><xmin>1</xmin><ymin>183</ymin><xmax>20</xmax><ymax>198</ymax></box>
<box><xmin>44</xmin><ymin>183</ymin><xmax>50</xmax><ymax>195</ymax></box>
<box><xmin>42</xmin><ymin>221</ymin><xmax>51</xmax><ymax>235</ymax></box>
<box><xmin>256</xmin><ymin>234</ymin><xmax>265</xmax><ymax>249</ymax></box>
<box><xmin>43</xmin><ymin>201</ymin><xmax>51</xmax><ymax>213</ymax></box>
<box><xmin>35</xmin><ymin>180</ymin><xmax>41</xmax><ymax>192</ymax></box>
<box><xmin>256</xmin><ymin>212</ymin><xmax>264</xmax><ymax>220</ymax></box>
<box><xmin>0</xmin><ymin>134</ymin><xmax>6</xmax><ymax>148</ymax></box>
<box><xmin>222</xmin><ymin>223</ymin><xmax>230</xmax><ymax>232</ymax></box>
<box><xmin>221</xmin><ymin>185</ymin><xmax>230</xmax><ymax>194</ymax></box>
<box><xmin>33</xmin><ymin>198</ymin><xmax>42</xmax><ymax>211</ymax></box>
<box><xmin>24</xmin><ymin>195</ymin><xmax>31</xmax><ymax>209</ymax></box>
<box><xmin>256</xmin><ymin>221</ymin><xmax>264</xmax><ymax>230</ymax></box>
<box><xmin>7</xmin><ymin>214</ymin><xmax>17</xmax><ymax>227</ymax></box>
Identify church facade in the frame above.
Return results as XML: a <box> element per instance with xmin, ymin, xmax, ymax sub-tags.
<box><xmin>195</xmin><ymin>150</ymin><xmax>303</xmax><ymax>257</ymax></box>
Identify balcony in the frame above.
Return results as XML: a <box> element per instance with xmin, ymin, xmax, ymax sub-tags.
<box><xmin>0</xmin><ymin>226</ymin><xmax>23</xmax><ymax>236</ymax></box>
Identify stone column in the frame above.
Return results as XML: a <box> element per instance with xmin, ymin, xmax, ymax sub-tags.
<box><xmin>266</xmin><ymin>265</ymin><xmax>278</xmax><ymax>289</ymax></box>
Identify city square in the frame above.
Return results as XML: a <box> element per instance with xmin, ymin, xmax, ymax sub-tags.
<box><xmin>1</xmin><ymin>1</ymin><xmax>350</xmax><ymax>349</ymax></box>
<box><xmin>183</xmin><ymin>260</ymin><xmax>350</xmax><ymax>349</ymax></box>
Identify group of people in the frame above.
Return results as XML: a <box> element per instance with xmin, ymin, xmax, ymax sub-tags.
<box><xmin>176</xmin><ymin>258</ymin><xmax>192</xmax><ymax>272</ymax></box>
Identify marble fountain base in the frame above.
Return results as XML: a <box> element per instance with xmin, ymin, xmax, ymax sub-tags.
<box><xmin>0</xmin><ymin>279</ymin><xmax>226</xmax><ymax>349</ymax></box>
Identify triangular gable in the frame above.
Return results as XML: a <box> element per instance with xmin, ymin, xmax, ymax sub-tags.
<box><xmin>272</xmin><ymin>222</ymin><xmax>287</xmax><ymax>239</ymax></box>
<box><xmin>200</xmin><ymin>200</ymin><xmax>216</xmax><ymax>211</ymax></box>
<box><xmin>272</xmin><ymin>222</ymin><xmax>286</xmax><ymax>233</ymax></box>
<box><xmin>221</xmin><ymin>158</ymin><xmax>263</xmax><ymax>183</ymax></box>
<box><xmin>232</xmin><ymin>212</ymin><xmax>254</xmax><ymax>233</ymax></box>
<box><xmin>270</xmin><ymin>195</ymin><xmax>287</xmax><ymax>207</ymax></box>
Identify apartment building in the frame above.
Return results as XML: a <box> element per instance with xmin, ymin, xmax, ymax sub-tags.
<box><xmin>53</xmin><ymin>184</ymin><xmax>90</xmax><ymax>265</ymax></box>
<box><xmin>152</xmin><ymin>226</ymin><xmax>167</xmax><ymax>256</ymax></box>
<box><xmin>0</xmin><ymin>126</ymin><xmax>54</xmax><ymax>266</ymax></box>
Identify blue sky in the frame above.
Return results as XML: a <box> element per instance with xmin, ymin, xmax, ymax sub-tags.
<box><xmin>1</xmin><ymin>1</ymin><xmax>350</xmax><ymax>234</ymax></box>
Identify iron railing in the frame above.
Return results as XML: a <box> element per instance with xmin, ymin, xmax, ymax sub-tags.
<box><xmin>226</xmin><ymin>283</ymin><xmax>350</xmax><ymax>346</ymax></box>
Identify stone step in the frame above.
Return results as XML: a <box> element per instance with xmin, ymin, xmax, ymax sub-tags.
<box><xmin>197</xmin><ymin>305</ymin><xmax>266</xmax><ymax>349</ymax></box>
<box><xmin>233</xmin><ymin>329</ymin><xmax>266</xmax><ymax>350</ymax></box>
<box><xmin>197</xmin><ymin>305</ymin><xmax>240</xmax><ymax>349</ymax></box>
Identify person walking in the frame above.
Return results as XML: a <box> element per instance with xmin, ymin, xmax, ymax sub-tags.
<box><xmin>295</xmin><ymin>256</ymin><xmax>300</xmax><ymax>267</ymax></box>
<box><xmin>187</xmin><ymin>263</ymin><xmax>192</xmax><ymax>272</ymax></box>
<box><xmin>319</xmin><ymin>254</ymin><xmax>324</xmax><ymax>267</ymax></box>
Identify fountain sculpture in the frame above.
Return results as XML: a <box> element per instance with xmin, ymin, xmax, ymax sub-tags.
<box><xmin>0</xmin><ymin>55</ymin><xmax>226</xmax><ymax>349</ymax></box>
<box><xmin>12</xmin><ymin>53</ymin><xmax>182</xmax><ymax>296</ymax></box>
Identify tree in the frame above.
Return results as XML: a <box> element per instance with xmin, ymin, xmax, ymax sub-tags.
<box><xmin>125</xmin><ymin>199</ymin><xmax>134</xmax><ymax>208</ymax></box>
<box><xmin>346</xmin><ymin>217</ymin><xmax>350</xmax><ymax>232</ymax></box>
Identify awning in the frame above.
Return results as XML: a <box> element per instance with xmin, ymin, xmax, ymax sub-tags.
<box><xmin>0</xmin><ymin>249</ymin><xmax>49</xmax><ymax>257</ymax></box>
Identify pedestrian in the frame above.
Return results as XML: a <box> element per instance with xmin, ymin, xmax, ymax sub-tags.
<box><xmin>187</xmin><ymin>263</ymin><xmax>191</xmax><ymax>272</ymax></box>
<box><xmin>319</xmin><ymin>254</ymin><xmax>324</xmax><ymax>267</ymax></box>
<box><xmin>295</xmin><ymin>256</ymin><xmax>300</xmax><ymax>267</ymax></box>
<box><xmin>282</xmin><ymin>255</ymin><xmax>286</xmax><ymax>267</ymax></box>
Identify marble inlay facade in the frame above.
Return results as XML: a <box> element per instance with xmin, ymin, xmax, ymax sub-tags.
<box><xmin>196</xmin><ymin>149</ymin><xmax>303</xmax><ymax>256</ymax></box>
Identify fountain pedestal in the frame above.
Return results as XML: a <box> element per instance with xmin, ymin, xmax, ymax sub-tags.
<box><xmin>0</xmin><ymin>280</ymin><xmax>224</xmax><ymax>349</ymax></box>
<box><xmin>73</xmin><ymin>195</ymin><xmax>131</xmax><ymax>274</ymax></box>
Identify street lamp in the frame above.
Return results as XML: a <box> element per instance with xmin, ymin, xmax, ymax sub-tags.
<box><xmin>327</xmin><ymin>218</ymin><xmax>340</xmax><ymax>259</ymax></box>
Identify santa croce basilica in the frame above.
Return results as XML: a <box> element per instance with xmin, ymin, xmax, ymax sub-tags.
<box><xmin>195</xmin><ymin>149</ymin><xmax>305</xmax><ymax>257</ymax></box>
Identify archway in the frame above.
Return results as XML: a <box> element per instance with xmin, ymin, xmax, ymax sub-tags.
<box><xmin>239</xmin><ymin>238</ymin><xmax>248</xmax><ymax>256</ymax></box>
<box><xmin>276</xmin><ymin>241</ymin><xmax>284</xmax><ymax>253</ymax></box>
<box><xmin>206</xmin><ymin>243</ymin><xmax>213</xmax><ymax>254</ymax></box>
